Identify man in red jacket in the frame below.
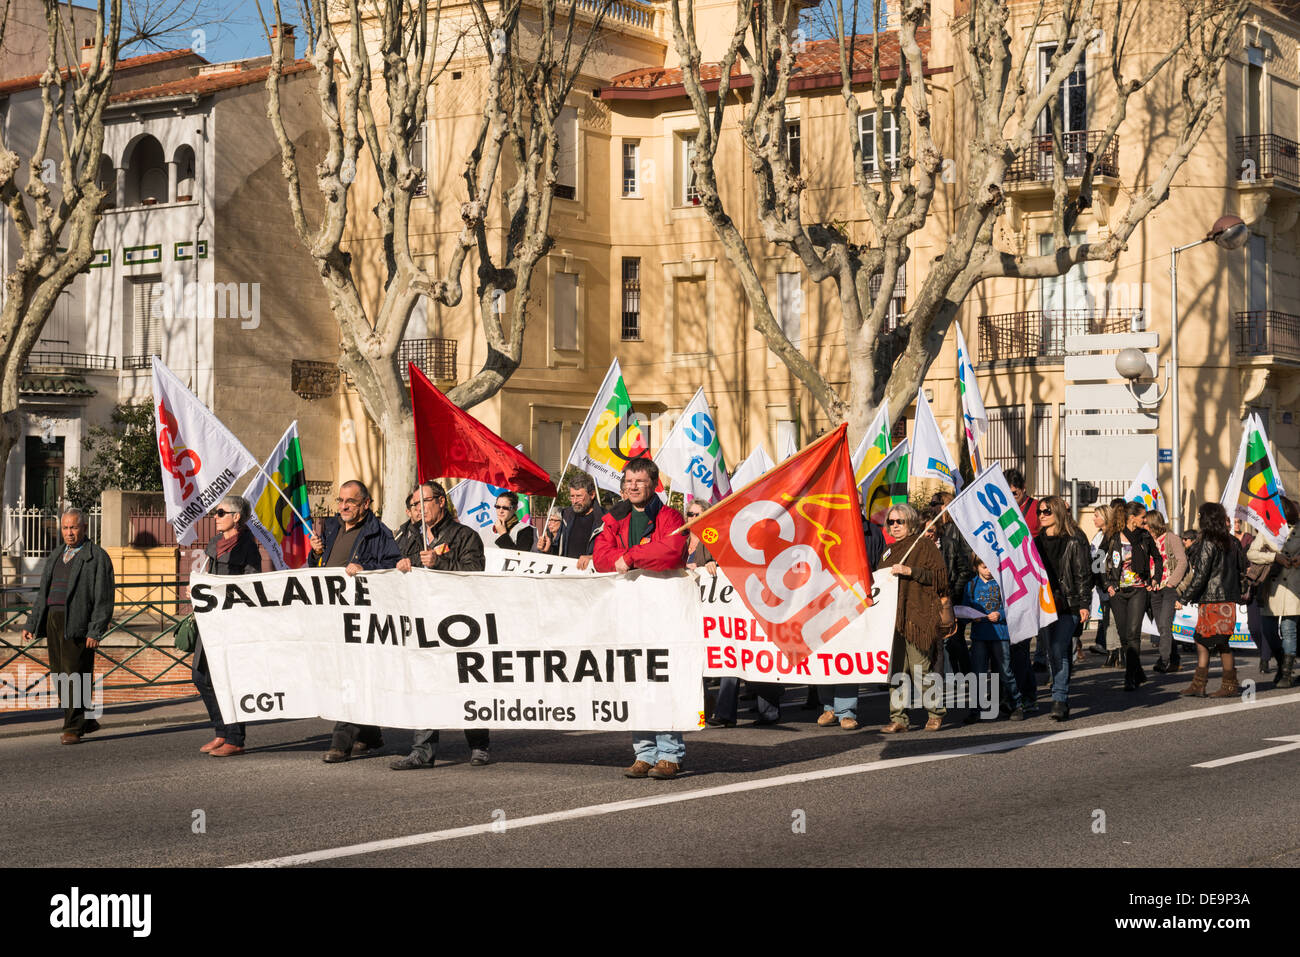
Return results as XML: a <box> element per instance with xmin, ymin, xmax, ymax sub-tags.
<box><xmin>593</xmin><ymin>457</ymin><xmax>688</xmax><ymax>778</ymax></box>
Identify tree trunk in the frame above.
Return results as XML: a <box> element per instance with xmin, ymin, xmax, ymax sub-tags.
<box><xmin>0</xmin><ymin>408</ymin><xmax>20</xmax><ymax>514</ymax></box>
<box><xmin>377</xmin><ymin>404</ymin><xmax>416</xmax><ymax>530</ymax></box>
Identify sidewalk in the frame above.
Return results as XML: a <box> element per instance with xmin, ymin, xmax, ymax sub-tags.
<box><xmin>0</xmin><ymin>694</ymin><xmax>210</xmax><ymax>741</ymax></box>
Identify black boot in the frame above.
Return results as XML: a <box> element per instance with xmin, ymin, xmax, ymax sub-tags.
<box><xmin>1153</xmin><ymin>658</ymin><xmax>1169</xmax><ymax>673</ymax></box>
<box><xmin>1277</xmin><ymin>655</ymin><xmax>1296</xmax><ymax>689</ymax></box>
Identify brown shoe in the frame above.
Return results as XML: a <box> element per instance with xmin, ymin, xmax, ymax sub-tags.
<box><xmin>352</xmin><ymin>739</ymin><xmax>383</xmax><ymax>755</ymax></box>
<box><xmin>60</xmin><ymin>732</ymin><xmax>80</xmax><ymax>745</ymax></box>
<box><xmin>322</xmin><ymin>748</ymin><xmax>350</xmax><ymax>763</ymax></box>
<box><xmin>1180</xmin><ymin>666</ymin><xmax>1209</xmax><ymax>697</ymax></box>
<box><xmin>624</xmin><ymin>760</ymin><xmax>653</xmax><ymax>778</ymax></box>
<box><xmin>878</xmin><ymin>721</ymin><xmax>908</xmax><ymax>733</ymax></box>
<box><xmin>924</xmin><ymin>716</ymin><xmax>943</xmax><ymax>732</ymax></box>
<box><xmin>209</xmin><ymin>743</ymin><xmax>245</xmax><ymax>757</ymax></box>
<box><xmin>816</xmin><ymin>710</ymin><xmax>838</xmax><ymax>727</ymax></box>
<box><xmin>647</xmin><ymin>760</ymin><xmax>680</xmax><ymax>779</ymax></box>
<box><xmin>199</xmin><ymin>737</ymin><xmax>226</xmax><ymax>754</ymax></box>
<box><xmin>839</xmin><ymin>717</ymin><xmax>860</xmax><ymax>731</ymax></box>
<box><xmin>1209</xmin><ymin>666</ymin><xmax>1240</xmax><ymax>698</ymax></box>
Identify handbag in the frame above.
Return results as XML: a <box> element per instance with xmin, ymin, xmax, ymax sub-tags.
<box><xmin>897</xmin><ymin>532</ymin><xmax>957</xmax><ymax>640</ymax></box>
<box><xmin>175</xmin><ymin>614</ymin><xmax>199</xmax><ymax>654</ymax></box>
<box><xmin>1241</xmin><ymin>561</ymin><xmax>1278</xmax><ymax>604</ymax></box>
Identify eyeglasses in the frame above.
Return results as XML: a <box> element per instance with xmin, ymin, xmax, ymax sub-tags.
<box><xmin>1037</xmin><ymin>507</ymin><xmax>1052</xmax><ymax>515</ymax></box>
<box><xmin>495</xmin><ymin>505</ymin><xmax>513</xmax><ymax>511</ymax></box>
<box><xmin>887</xmin><ymin>518</ymin><xmax>907</xmax><ymax>526</ymax></box>
<box><xmin>688</xmin><ymin>512</ymin><xmax>703</xmax><ymax>518</ymax></box>
<box><xmin>213</xmin><ymin>509</ymin><xmax>235</xmax><ymax>518</ymax></box>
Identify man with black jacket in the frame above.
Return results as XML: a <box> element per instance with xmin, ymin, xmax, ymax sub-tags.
<box><xmin>536</xmin><ymin>472</ymin><xmax>605</xmax><ymax>568</ymax></box>
<box><xmin>391</xmin><ymin>481</ymin><xmax>492</xmax><ymax>769</ymax></box>
<box><xmin>312</xmin><ymin>481</ymin><xmax>402</xmax><ymax>763</ymax></box>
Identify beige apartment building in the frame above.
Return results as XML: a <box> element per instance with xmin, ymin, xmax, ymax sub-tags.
<box><xmin>334</xmin><ymin>0</ymin><xmax>1299</xmax><ymax>523</ymax></box>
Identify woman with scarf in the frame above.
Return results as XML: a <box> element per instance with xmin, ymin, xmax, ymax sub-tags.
<box><xmin>194</xmin><ymin>495</ymin><xmax>263</xmax><ymax>757</ymax></box>
<box><xmin>491</xmin><ymin>491</ymin><xmax>536</xmax><ymax>552</ymax></box>
<box><xmin>877</xmin><ymin>503</ymin><xmax>949</xmax><ymax>734</ymax></box>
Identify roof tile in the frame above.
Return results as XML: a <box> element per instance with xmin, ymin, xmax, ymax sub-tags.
<box><xmin>0</xmin><ymin>48</ymin><xmax>202</xmax><ymax>97</ymax></box>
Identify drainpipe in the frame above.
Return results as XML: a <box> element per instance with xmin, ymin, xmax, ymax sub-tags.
<box><xmin>194</xmin><ymin>109</ymin><xmax>207</xmax><ymax>402</ymax></box>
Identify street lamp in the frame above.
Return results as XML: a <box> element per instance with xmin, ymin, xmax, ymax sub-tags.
<box><xmin>1114</xmin><ymin>214</ymin><xmax>1248</xmax><ymax>534</ymax></box>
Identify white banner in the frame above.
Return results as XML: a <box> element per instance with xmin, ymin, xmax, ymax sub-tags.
<box><xmin>947</xmin><ymin>464</ymin><xmax>1058</xmax><ymax>643</ymax></box>
<box><xmin>699</xmin><ymin>570</ymin><xmax>898</xmax><ymax>683</ymax></box>
<box><xmin>192</xmin><ymin>567</ymin><xmax>705</xmax><ymax>731</ymax></box>
<box><xmin>655</xmin><ymin>387</ymin><xmax>731</xmax><ymax>503</ymax></box>
<box><xmin>152</xmin><ymin>356</ymin><xmax>258</xmax><ymax>545</ymax></box>
<box><xmin>910</xmin><ymin>389</ymin><xmax>962</xmax><ymax>490</ymax></box>
<box><xmin>483</xmin><ymin>551</ymin><xmax>597</xmax><ymax>576</ymax></box>
<box><xmin>1172</xmin><ymin>603</ymin><xmax>1256</xmax><ymax>649</ymax></box>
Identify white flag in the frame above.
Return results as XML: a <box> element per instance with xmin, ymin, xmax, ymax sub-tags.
<box><xmin>654</xmin><ymin>387</ymin><xmax>730</xmax><ymax>503</ymax></box>
<box><xmin>850</xmin><ymin>404</ymin><xmax>892</xmax><ymax>486</ymax></box>
<box><xmin>562</xmin><ymin>359</ymin><xmax>650</xmax><ymax>495</ymax></box>
<box><xmin>955</xmin><ymin>323</ymin><xmax>988</xmax><ymax>474</ymax></box>
<box><xmin>948</xmin><ymin>464</ymin><xmax>1058</xmax><ymax>643</ymax></box>
<box><xmin>909</xmin><ymin>389</ymin><xmax>963</xmax><ymax>491</ymax></box>
<box><xmin>729</xmin><ymin>444</ymin><xmax>775</xmax><ymax>491</ymax></box>
<box><xmin>778</xmin><ymin>427</ymin><xmax>798</xmax><ymax>462</ymax></box>
<box><xmin>1124</xmin><ymin>462</ymin><xmax>1168</xmax><ymax>520</ymax></box>
<box><xmin>152</xmin><ymin>356</ymin><xmax>258</xmax><ymax>545</ymax></box>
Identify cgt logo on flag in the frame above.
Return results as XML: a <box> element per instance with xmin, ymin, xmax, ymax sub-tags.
<box><xmin>157</xmin><ymin>400</ymin><xmax>201</xmax><ymax>499</ymax></box>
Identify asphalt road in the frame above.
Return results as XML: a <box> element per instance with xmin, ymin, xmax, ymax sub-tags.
<box><xmin>3</xmin><ymin>656</ymin><xmax>1298</xmax><ymax>869</ymax></box>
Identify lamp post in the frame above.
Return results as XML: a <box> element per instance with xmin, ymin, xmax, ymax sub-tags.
<box><xmin>1116</xmin><ymin>214</ymin><xmax>1248</xmax><ymax>534</ymax></box>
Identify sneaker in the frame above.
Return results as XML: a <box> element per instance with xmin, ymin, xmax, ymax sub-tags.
<box><xmin>389</xmin><ymin>754</ymin><xmax>435</xmax><ymax>770</ymax></box>
<box><xmin>816</xmin><ymin>710</ymin><xmax>838</xmax><ymax>727</ymax></box>
<box><xmin>1008</xmin><ymin>706</ymin><xmax>1026</xmax><ymax>721</ymax></box>
<box><xmin>469</xmin><ymin>749</ymin><xmax>491</xmax><ymax>766</ymax></box>
<box><xmin>647</xmin><ymin>760</ymin><xmax>680</xmax><ymax>779</ymax></box>
<box><xmin>624</xmin><ymin>760</ymin><xmax>653</xmax><ymax>778</ymax></box>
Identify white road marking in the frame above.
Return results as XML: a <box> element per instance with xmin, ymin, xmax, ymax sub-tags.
<box><xmin>234</xmin><ymin>691</ymin><xmax>1300</xmax><ymax>867</ymax></box>
<box><xmin>1192</xmin><ymin>733</ymin><xmax>1300</xmax><ymax>768</ymax></box>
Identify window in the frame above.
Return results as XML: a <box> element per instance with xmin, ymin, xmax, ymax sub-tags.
<box><xmin>129</xmin><ymin>277</ymin><xmax>163</xmax><ymax>364</ymax></box>
<box><xmin>38</xmin><ymin>290</ymin><xmax>74</xmax><ymax>350</ymax></box>
<box><xmin>1247</xmin><ymin>46</ymin><xmax>1264</xmax><ymax>138</ymax></box>
<box><xmin>621</xmin><ymin>258</ymin><xmax>641</xmax><ymax>340</ymax></box>
<box><xmin>553</xmin><ymin>271</ymin><xmax>578</xmax><ymax>350</ymax></box>
<box><xmin>868</xmin><ymin>269</ymin><xmax>907</xmax><ymax>332</ymax></box>
<box><xmin>985</xmin><ymin>405</ymin><xmax>1027</xmax><ymax>480</ymax></box>
<box><xmin>1038</xmin><ymin>232</ymin><xmax>1092</xmax><ymax>354</ymax></box>
<box><xmin>556</xmin><ymin>107</ymin><xmax>577</xmax><ymax>201</ymax></box>
<box><xmin>857</xmin><ymin>110</ymin><xmax>899</xmax><ymax>176</ymax></box>
<box><xmin>673</xmin><ymin>277</ymin><xmax>708</xmax><ymax>354</ymax></box>
<box><xmin>622</xmin><ymin>140</ymin><xmax>639</xmax><ymax>196</ymax></box>
<box><xmin>409</xmin><ymin>121</ymin><xmax>427</xmax><ymax>197</ymax></box>
<box><xmin>786</xmin><ymin>121</ymin><xmax>801</xmax><ymax>175</ymax></box>
<box><xmin>1037</xmin><ymin>44</ymin><xmax>1087</xmax><ymax>136</ymax></box>
<box><xmin>536</xmin><ymin>421</ymin><xmax>563</xmax><ymax>479</ymax></box>
<box><xmin>1032</xmin><ymin>403</ymin><xmax>1055</xmax><ymax>497</ymax></box>
<box><xmin>677</xmin><ymin>133</ymin><xmax>701</xmax><ymax>206</ymax></box>
<box><xmin>1249</xmin><ymin>233</ymin><xmax>1268</xmax><ymax>313</ymax></box>
<box><xmin>123</xmin><ymin>135</ymin><xmax>166</xmax><ymax>206</ymax></box>
<box><xmin>770</xmin><ymin>272</ymin><xmax>802</xmax><ymax>367</ymax></box>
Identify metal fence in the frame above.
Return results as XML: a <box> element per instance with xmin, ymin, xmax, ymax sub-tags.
<box><xmin>0</xmin><ymin>579</ymin><xmax>194</xmax><ymax>698</ymax></box>
<box><xmin>1006</xmin><ymin>130</ymin><xmax>1121</xmax><ymax>183</ymax></box>
<box><xmin>1236</xmin><ymin>134</ymin><xmax>1300</xmax><ymax>187</ymax></box>
<box><xmin>979</xmin><ymin>309</ymin><xmax>1142</xmax><ymax>362</ymax></box>
<box><xmin>1235</xmin><ymin>310</ymin><xmax>1300</xmax><ymax>360</ymax></box>
<box><xmin>2</xmin><ymin>504</ymin><xmax>102</xmax><ymax>559</ymax></box>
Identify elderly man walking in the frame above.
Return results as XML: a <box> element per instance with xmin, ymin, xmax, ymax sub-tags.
<box><xmin>593</xmin><ymin>457</ymin><xmax>689</xmax><ymax>779</ymax></box>
<box><xmin>312</xmin><ymin>480</ymin><xmax>401</xmax><ymax>762</ymax></box>
<box><xmin>22</xmin><ymin>508</ymin><xmax>115</xmax><ymax>745</ymax></box>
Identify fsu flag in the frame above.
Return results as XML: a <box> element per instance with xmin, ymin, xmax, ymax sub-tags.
<box><xmin>1222</xmin><ymin>413</ymin><xmax>1291</xmax><ymax>549</ymax></box>
<box><xmin>655</xmin><ymin>387</ymin><xmax>730</xmax><ymax>503</ymax></box>
<box><xmin>684</xmin><ymin>424</ymin><xmax>873</xmax><ymax>660</ymax></box>
<box><xmin>151</xmin><ymin>357</ymin><xmax>258</xmax><ymax>545</ymax></box>
<box><xmin>241</xmin><ymin>421</ymin><xmax>312</xmax><ymax>569</ymax></box>
<box><xmin>409</xmin><ymin>364</ymin><xmax>556</xmax><ymax>496</ymax></box>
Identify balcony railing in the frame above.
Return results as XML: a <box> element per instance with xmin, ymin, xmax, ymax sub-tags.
<box><xmin>398</xmin><ymin>337</ymin><xmax>457</xmax><ymax>384</ymax></box>
<box><xmin>1006</xmin><ymin>130</ymin><xmax>1120</xmax><ymax>184</ymax></box>
<box><xmin>1235</xmin><ymin>134</ymin><xmax>1300</xmax><ymax>188</ymax></box>
<box><xmin>24</xmin><ymin>351</ymin><xmax>117</xmax><ymax>372</ymax></box>
<box><xmin>1235</xmin><ymin>311</ymin><xmax>1300</xmax><ymax>361</ymax></box>
<box><xmin>123</xmin><ymin>355</ymin><xmax>152</xmax><ymax>370</ymax></box>
<box><xmin>979</xmin><ymin>309</ymin><xmax>1143</xmax><ymax>361</ymax></box>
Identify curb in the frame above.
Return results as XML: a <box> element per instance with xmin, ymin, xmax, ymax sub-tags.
<box><xmin>0</xmin><ymin>697</ymin><xmax>210</xmax><ymax>741</ymax></box>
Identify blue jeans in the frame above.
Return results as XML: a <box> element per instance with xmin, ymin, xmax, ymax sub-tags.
<box><xmin>192</xmin><ymin>644</ymin><xmax>245</xmax><ymax>747</ymax></box>
<box><xmin>1039</xmin><ymin>615</ymin><xmax>1076</xmax><ymax>703</ymax></box>
<box><xmin>633</xmin><ymin>732</ymin><xmax>684</xmax><ymax>765</ymax></box>
<box><xmin>1282</xmin><ymin>616</ymin><xmax>1298</xmax><ymax>656</ymax></box>
<box><xmin>970</xmin><ymin>639</ymin><xmax>1022</xmax><ymax>711</ymax></box>
<box><xmin>822</xmin><ymin>684</ymin><xmax>858</xmax><ymax>720</ymax></box>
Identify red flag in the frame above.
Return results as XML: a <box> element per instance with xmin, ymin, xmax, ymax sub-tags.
<box><xmin>409</xmin><ymin>363</ymin><xmax>557</xmax><ymax>496</ymax></box>
<box><xmin>685</xmin><ymin>423</ymin><xmax>872</xmax><ymax>660</ymax></box>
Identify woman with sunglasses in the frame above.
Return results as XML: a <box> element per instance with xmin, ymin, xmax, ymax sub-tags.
<box><xmin>1032</xmin><ymin>497</ymin><xmax>1092</xmax><ymax>720</ymax></box>
<box><xmin>491</xmin><ymin>491</ymin><xmax>535</xmax><ymax>552</ymax></box>
<box><xmin>1102</xmin><ymin>501</ymin><xmax>1163</xmax><ymax>691</ymax></box>
<box><xmin>194</xmin><ymin>495</ymin><xmax>263</xmax><ymax>757</ymax></box>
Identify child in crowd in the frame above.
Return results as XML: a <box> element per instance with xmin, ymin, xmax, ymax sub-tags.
<box><xmin>964</xmin><ymin>555</ymin><xmax>1027</xmax><ymax>721</ymax></box>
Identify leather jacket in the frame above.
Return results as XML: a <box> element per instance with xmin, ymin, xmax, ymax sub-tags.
<box><xmin>936</xmin><ymin>521</ymin><xmax>973</xmax><ymax>602</ymax></box>
<box><xmin>1035</xmin><ymin>528</ymin><xmax>1092</xmax><ymax>612</ymax></box>
<box><xmin>1177</xmin><ymin>536</ymin><xmax>1247</xmax><ymax>604</ymax></box>
<box><xmin>1102</xmin><ymin>527</ymin><xmax>1163</xmax><ymax>590</ymax></box>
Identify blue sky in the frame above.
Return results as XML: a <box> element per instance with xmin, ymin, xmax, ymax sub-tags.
<box><xmin>121</xmin><ymin>0</ymin><xmax>301</xmax><ymax>64</ymax></box>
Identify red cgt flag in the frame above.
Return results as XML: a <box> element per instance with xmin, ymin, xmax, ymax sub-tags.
<box><xmin>684</xmin><ymin>423</ymin><xmax>872</xmax><ymax>661</ymax></box>
<box><xmin>409</xmin><ymin>363</ymin><xmax>557</xmax><ymax>496</ymax></box>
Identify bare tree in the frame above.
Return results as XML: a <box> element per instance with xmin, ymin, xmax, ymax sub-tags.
<box><xmin>0</xmin><ymin>0</ymin><xmax>122</xmax><ymax>509</ymax></box>
<box><xmin>264</xmin><ymin>0</ymin><xmax>611</xmax><ymax>523</ymax></box>
<box><xmin>669</xmin><ymin>0</ymin><xmax>1246</xmax><ymax>441</ymax></box>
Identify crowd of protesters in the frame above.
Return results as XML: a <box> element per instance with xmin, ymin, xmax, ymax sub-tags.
<box><xmin>19</xmin><ymin>459</ymin><xmax>1289</xmax><ymax>775</ymax></box>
